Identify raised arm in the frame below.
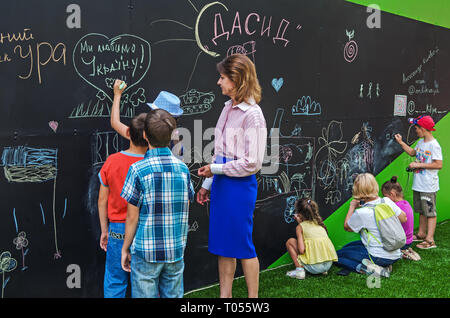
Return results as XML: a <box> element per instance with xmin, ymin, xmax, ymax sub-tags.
<box><xmin>394</xmin><ymin>134</ymin><xmax>416</xmax><ymax>157</ymax></box>
<box><xmin>111</xmin><ymin>79</ymin><xmax>129</xmax><ymax>140</ymax></box>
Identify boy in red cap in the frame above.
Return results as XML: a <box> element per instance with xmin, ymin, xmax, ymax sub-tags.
<box><xmin>394</xmin><ymin>115</ymin><xmax>443</xmax><ymax>249</ymax></box>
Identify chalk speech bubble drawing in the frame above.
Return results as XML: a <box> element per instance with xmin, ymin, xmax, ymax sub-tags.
<box><xmin>73</xmin><ymin>33</ymin><xmax>151</xmax><ymax>102</ymax></box>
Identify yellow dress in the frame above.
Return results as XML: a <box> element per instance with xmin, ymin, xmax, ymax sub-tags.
<box><xmin>298</xmin><ymin>221</ymin><xmax>338</xmax><ymax>265</ymax></box>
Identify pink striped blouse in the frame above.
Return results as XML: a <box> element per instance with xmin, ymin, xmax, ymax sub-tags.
<box><xmin>202</xmin><ymin>99</ymin><xmax>267</xmax><ymax>190</ymax></box>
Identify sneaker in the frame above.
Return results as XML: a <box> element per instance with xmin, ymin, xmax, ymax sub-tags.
<box><xmin>286</xmin><ymin>268</ymin><xmax>305</xmax><ymax>280</ymax></box>
<box><xmin>361</xmin><ymin>259</ymin><xmax>390</xmax><ymax>278</ymax></box>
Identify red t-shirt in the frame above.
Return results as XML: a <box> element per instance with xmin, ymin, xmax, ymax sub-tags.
<box><xmin>99</xmin><ymin>151</ymin><xmax>145</xmax><ymax>222</ymax></box>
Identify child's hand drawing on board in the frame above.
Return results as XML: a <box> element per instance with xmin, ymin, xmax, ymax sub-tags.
<box><xmin>111</xmin><ymin>79</ymin><xmax>129</xmax><ymax>139</ymax></box>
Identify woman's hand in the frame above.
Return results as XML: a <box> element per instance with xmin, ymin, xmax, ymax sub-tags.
<box><xmin>350</xmin><ymin>199</ymin><xmax>360</xmax><ymax>209</ymax></box>
<box><xmin>196</xmin><ymin>187</ymin><xmax>210</xmax><ymax>206</ymax></box>
<box><xmin>198</xmin><ymin>164</ymin><xmax>213</xmax><ymax>178</ymax></box>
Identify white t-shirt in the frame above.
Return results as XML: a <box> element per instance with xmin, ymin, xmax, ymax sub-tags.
<box><xmin>347</xmin><ymin>197</ymin><xmax>403</xmax><ymax>260</ymax></box>
<box><xmin>412</xmin><ymin>138</ymin><xmax>442</xmax><ymax>193</ymax></box>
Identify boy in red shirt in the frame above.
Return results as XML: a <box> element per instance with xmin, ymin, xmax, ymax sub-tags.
<box><xmin>97</xmin><ymin>82</ymin><xmax>148</xmax><ymax>298</ymax></box>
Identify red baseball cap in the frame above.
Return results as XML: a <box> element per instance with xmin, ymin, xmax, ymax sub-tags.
<box><xmin>408</xmin><ymin>115</ymin><xmax>436</xmax><ymax>131</ymax></box>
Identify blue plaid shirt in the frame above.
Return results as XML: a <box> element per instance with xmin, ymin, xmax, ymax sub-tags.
<box><xmin>121</xmin><ymin>147</ymin><xmax>194</xmax><ymax>263</ymax></box>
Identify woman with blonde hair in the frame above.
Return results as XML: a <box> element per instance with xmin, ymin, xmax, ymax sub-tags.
<box><xmin>335</xmin><ymin>173</ymin><xmax>407</xmax><ymax>277</ymax></box>
<box><xmin>197</xmin><ymin>54</ymin><xmax>267</xmax><ymax>298</ymax></box>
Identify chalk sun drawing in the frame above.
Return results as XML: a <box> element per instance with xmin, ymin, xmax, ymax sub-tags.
<box><xmin>150</xmin><ymin>1</ymin><xmax>229</xmax><ymax>91</ymax></box>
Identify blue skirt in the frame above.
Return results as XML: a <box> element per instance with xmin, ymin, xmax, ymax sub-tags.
<box><xmin>208</xmin><ymin>156</ymin><xmax>258</xmax><ymax>259</ymax></box>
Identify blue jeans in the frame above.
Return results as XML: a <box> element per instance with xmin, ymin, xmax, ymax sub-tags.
<box><xmin>104</xmin><ymin>222</ymin><xmax>129</xmax><ymax>298</ymax></box>
<box><xmin>335</xmin><ymin>240</ymin><xmax>398</xmax><ymax>273</ymax></box>
<box><xmin>131</xmin><ymin>253</ymin><xmax>184</xmax><ymax>298</ymax></box>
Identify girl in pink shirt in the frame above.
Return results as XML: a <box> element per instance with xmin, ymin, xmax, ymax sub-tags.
<box><xmin>382</xmin><ymin>176</ymin><xmax>421</xmax><ymax>261</ymax></box>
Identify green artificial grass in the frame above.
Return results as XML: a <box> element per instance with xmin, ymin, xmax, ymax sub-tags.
<box><xmin>185</xmin><ymin>220</ymin><xmax>450</xmax><ymax>298</ymax></box>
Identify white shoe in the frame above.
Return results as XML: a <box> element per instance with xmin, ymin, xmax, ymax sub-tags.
<box><xmin>286</xmin><ymin>268</ymin><xmax>305</xmax><ymax>280</ymax></box>
<box><xmin>362</xmin><ymin>259</ymin><xmax>390</xmax><ymax>278</ymax></box>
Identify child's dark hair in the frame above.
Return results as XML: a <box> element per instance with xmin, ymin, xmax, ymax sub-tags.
<box><xmin>381</xmin><ymin>176</ymin><xmax>404</xmax><ymax>198</ymax></box>
<box><xmin>144</xmin><ymin>109</ymin><xmax>177</xmax><ymax>147</ymax></box>
<box><xmin>295</xmin><ymin>198</ymin><xmax>328</xmax><ymax>233</ymax></box>
<box><xmin>129</xmin><ymin>113</ymin><xmax>148</xmax><ymax>147</ymax></box>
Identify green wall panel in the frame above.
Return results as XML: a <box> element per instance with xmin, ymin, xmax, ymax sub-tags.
<box><xmin>346</xmin><ymin>0</ymin><xmax>450</xmax><ymax>29</ymax></box>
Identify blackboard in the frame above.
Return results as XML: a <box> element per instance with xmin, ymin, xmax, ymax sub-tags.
<box><xmin>0</xmin><ymin>0</ymin><xmax>448</xmax><ymax>297</ymax></box>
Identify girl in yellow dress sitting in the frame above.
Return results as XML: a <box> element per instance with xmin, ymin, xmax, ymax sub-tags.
<box><xmin>285</xmin><ymin>198</ymin><xmax>338</xmax><ymax>279</ymax></box>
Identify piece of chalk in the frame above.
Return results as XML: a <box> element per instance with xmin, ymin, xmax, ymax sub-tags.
<box><xmin>119</xmin><ymin>82</ymin><xmax>125</xmax><ymax>90</ymax></box>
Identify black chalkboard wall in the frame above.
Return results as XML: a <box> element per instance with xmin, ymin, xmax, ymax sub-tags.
<box><xmin>0</xmin><ymin>0</ymin><xmax>448</xmax><ymax>297</ymax></box>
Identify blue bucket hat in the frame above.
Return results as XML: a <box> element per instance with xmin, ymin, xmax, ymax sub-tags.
<box><xmin>147</xmin><ymin>91</ymin><xmax>183</xmax><ymax>117</ymax></box>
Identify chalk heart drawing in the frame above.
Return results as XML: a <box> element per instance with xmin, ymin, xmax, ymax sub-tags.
<box><xmin>272</xmin><ymin>78</ymin><xmax>284</xmax><ymax>92</ymax></box>
<box><xmin>48</xmin><ymin>121</ymin><xmax>58</xmax><ymax>133</ymax></box>
<box><xmin>73</xmin><ymin>33</ymin><xmax>151</xmax><ymax>103</ymax></box>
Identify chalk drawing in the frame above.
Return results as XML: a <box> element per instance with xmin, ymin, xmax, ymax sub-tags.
<box><xmin>179</xmin><ymin>89</ymin><xmax>215</xmax><ymax>115</ymax></box>
<box><xmin>325</xmin><ymin>190</ymin><xmax>341</xmax><ymax>205</ymax></box>
<box><xmin>12</xmin><ymin>209</ymin><xmax>29</xmax><ymax>271</ymax></box>
<box><xmin>92</xmin><ymin>131</ymin><xmax>119</xmax><ymax>168</ymax></box>
<box><xmin>12</xmin><ymin>232</ymin><xmax>28</xmax><ymax>271</ymax></box>
<box><xmin>394</xmin><ymin>94</ymin><xmax>407</xmax><ymax>116</ymax></box>
<box><xmin>284</xmin><ymin>195</ymin><xmax>297</xmax><ymax>223</ymax></box>
<box><xmin>150</xmin><ymin>1</ymin><xmax>228</xmax><ymax>90</ymax></box>
<box><xmin>227</xmin><ymin>41</ymin><xmax>256</xmax><ymax>63</ymax></box>
<box><xmin>72</xmin><ymin>33</ymin><xmax>151</xmax><ymax>103</ymax></box>
<box><xmin>188</xmin><ymin>221</ymin><xmax>199</xmax><ymax>233</ymax></box>
<box><xmin>271</xmin><ymin>78</ymin><xmax>284</xmax><ymax>92</ymax></box>
<box><xmin>48</xmin><ymin>121</ymin><xmax>58</xmax><ymax>133</ymax></box>
<box><xmin>1</xmin><ymin>146</ymin><xmax>57</xmax><ymax>183</ymax></box>
<box><xmin>359</xmin><ymin>82</ymin><xmax>381</xmax><ymax>99</ymax></box>
<box><xmin>314</xmin><ymin>121</ymin><xmax>348</xmax><ymax>189</ymax></box>
<box><xmin>350</xmin><ymin>122</ymin><xmax>374</xmax><ymax>172</ymax></box>
<box><xmin>258</xmin><ymin>137</ymin><xmax>315</xmax><ymax>203</ymax></box>
<box><xmin>270</xmin><ymin>108</ymin><xmax>305</xmax><ymax>138</ymax></box>
<box><xmin>344</xmin><ymin>29</ymin><xmax>358</xmax><ymax>63</ymax></box>
<box><xmin>1</xmin><ymin>146</ymin><xmax>63</xmax><ymax>259</ymax></box>
<box><xmin>0</xmin><ymin>251</ymin><xmax>17</xmax><ymax>298</ymax></box>
<box><xmin>291</xmin><ymin>96</ymin><xmax>321</xmax><ymax>116</ymax></box>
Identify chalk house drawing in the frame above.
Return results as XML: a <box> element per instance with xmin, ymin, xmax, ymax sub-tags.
<box><xmin>1</xmin><ymin>146</ymin><xmax>64</xmax><ymax>259</ymax></box>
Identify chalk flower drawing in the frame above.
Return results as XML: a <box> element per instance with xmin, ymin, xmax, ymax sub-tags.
<box><xmin>12</xmin><ymin>231</ymin><xmax>29</xmax><ymax>271</ymax></box>
<box><xmin>0</xmin><ymin>251</ymin><xmax>17</xmax><ymax>298</ymax></box>
<box><xmin>344</xmin><ymin>29</ymin><xmax>358</xmax><ymax>63</ymax></box>
<box><xmin>315</xmin><ymin>121</ymin><xmax>348</xmax><ymax>189</ymax></box>
<box><xmin>13</xmin><ymin>232</ymin><xmax>28</xmax><ymax>250</ymax></box>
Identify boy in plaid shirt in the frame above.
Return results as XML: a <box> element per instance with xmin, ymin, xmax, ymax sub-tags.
<box><xmin>120</xmin><ymin>109</ymin><xmax>194</xmax><ymax>298</ymax></box>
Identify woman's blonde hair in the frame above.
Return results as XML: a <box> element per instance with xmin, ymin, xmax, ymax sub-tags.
<box><xmin>216</xmin><ymin>54</ymin><xmax>262</xmax><ymax>104</ymax></box>
<box><xmin>352</xmin><ymin>173</ymin><xmax>379</xmax><ymax>200</ymax></box>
